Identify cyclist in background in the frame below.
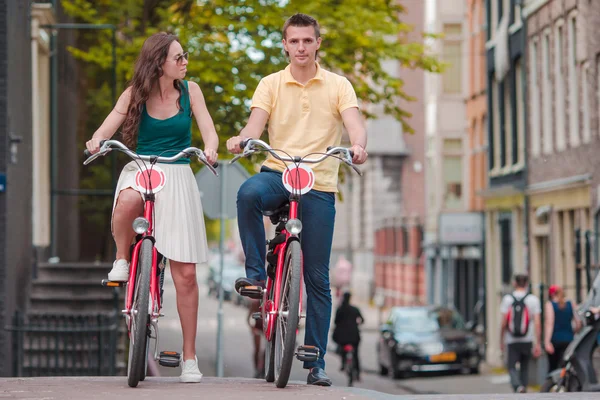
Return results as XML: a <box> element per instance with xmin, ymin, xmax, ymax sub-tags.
<box><xmin>227</xmin><ymin>13</ymin><xmax>367</xmax><ymax>386</ymax></box>
<box><xmin>85</xmin><ymin>32</ymin><xmax>218</xmax><ymax>383</ymax></box>
<box><xmin>332</xmin><ymin>292</ymin><xmax>364</xmax><ymax>381</ymax></box>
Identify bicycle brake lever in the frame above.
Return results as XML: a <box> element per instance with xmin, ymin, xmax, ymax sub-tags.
<box><xmin>229</xmin><ymin>154</ymin><xmax>243</xmax><ymax>164</ymax></box>
<box><xmin>349</xmin><ymin>163</ymin><xmax>363</xmax><ymax>176</ymax></box>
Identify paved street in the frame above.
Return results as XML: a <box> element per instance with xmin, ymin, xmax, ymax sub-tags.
<box><xmin>148</xmin><ymin>264</ymin><xmax>515</xmax><ymax>396</ymax></box>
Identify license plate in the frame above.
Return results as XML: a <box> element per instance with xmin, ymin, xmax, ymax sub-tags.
<box><xmin>429</xmin><ymin>352</ymin><xmax>457</xmax><ymax>363</ymax></box>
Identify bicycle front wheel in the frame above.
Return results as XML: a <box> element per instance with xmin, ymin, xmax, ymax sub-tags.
<box><xmin>127</xmin><ymin>239</ymin><xmax>153</xmax><ymax>388</ymax></box>
<box><xmin>274</xmin><ymin>240</ymin><xmax>302</xmax><ymax>388</ymax></box>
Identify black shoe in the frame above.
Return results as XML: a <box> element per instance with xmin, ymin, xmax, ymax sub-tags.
<box><xmin>307</xmin><ymin>367</ymin><xmax>332</xmax><ymax>386</ymax></box>
<box><xmin>234</xmin><ymin>277</ymin><xmax>265</xmax><ymax>294</ymax></box>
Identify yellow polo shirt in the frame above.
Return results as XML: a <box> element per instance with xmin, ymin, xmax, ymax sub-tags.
<box><xmin>250</xmin><ymin>63</ymin><xmax>358</xmax><ymax>192</ymax></box>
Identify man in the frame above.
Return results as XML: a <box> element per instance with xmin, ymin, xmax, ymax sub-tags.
<box><xmin>226</xmin><ymin>13</ymin><xmax>367</xmax><ymax>386</ymax></box>
<box><xmin>500</xmin><ymin>274</ymin><xmax>542</xmax><ymax>393</ymax></box>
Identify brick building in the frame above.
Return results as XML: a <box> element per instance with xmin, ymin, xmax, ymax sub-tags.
<box><xmin>333</xmin><ymin>0</ymin><xmax>426</xmax><ymax>306</ymax></box>
<box><xmin>525</xmin><ymin>0</ymin><xmax>600</xmax><ymax>306</ymax></box>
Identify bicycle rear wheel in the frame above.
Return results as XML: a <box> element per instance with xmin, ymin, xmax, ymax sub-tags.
<box><xmin>127</xmin><ymin>239</ymin><xmax>153</xmax><ymax>388</ymax></box>
<box><xmin>274</xmin><ymin>240</ymin><xmax>302</xmax><ymax>388</ymax></box>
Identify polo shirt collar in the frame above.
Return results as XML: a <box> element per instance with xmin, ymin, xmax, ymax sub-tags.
<box><xmin>284</xmin><ymin>62</ymin><xmax>324</xmax><ymax>84</ymax></box>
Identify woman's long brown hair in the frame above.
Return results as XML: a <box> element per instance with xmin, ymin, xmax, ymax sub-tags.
<box><xmin>121</xmin><ymin>33</ymin><xmax>183</xmax><ymax>148</ymax></box>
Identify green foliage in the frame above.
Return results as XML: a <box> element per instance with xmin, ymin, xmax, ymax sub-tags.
<box><xmin>63</xmin><ymin>0</ymin><xmax>442</xmax><ymax>147</ymax></box>
<box><xmin>63</xmin><ymin>0</ymin><xmax>441</xmax><ymax>252</ymax></box>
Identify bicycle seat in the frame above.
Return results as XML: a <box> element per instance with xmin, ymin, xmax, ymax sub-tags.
<box><xmin>263</xmin><ymin>203</ymin><xmax>290</xmax><ymax>224</ymax></box>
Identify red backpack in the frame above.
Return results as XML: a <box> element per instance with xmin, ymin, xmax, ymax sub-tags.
<box><xmin>506</xmin><ymin>294</ymin><xmax>530</xmax><ymax>337</ymax></box>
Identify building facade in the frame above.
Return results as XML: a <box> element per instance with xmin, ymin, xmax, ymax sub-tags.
<box><xmin>333</xmin><ymin>0</ymin><xmax>426</xmax><ymax>305</ymax></box>
<box><xmin>483</xmin><ymin>0</ymin><xmax>528</xmax><ymax>367</ymax></box>
<box><xmin>525</xmin><ymin>0</ymin><xmax>600</xmax><ymax>308</ymax></box>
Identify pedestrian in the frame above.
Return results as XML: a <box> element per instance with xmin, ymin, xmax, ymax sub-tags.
<box><xmin>333</xmin><ymin>255</ymin><xmax>353</xmax><ymax>300</ymax></box>
<box><xmin>500</xmin><ymin>274</ymin><xmax>542</xmax><ymax>393</ymax></box>
<box><xmin>544</xmin><ymin>285</ymin><xmax>581</xmax><ymax>372</ymax></box>
<box><xmin>227</xmin><ymin>12</ymin><xmax>367</xmax><ymax>386</ymax></box>
<box><xmin>85</xmin><ymin>32</ymin><xmax>219</xmax><ymax>383</ymax></box>
<box><xmin>332</xmin><ymin>292</ymin><xmax>364</xmax><ymax>381</ymax></box>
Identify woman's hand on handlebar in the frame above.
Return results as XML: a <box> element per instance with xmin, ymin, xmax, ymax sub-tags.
<box><xmin>85</xmin><ymin>138</ymin><xmax>104</xmax><ymax>155</ymax></box>
<box><xmin>204</xmin><ymin>148</ymin><xmax>218</xmax><ymax>165</ymax></box>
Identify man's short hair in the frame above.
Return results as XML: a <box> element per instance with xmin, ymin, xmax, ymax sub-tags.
<box><xmin>514</xmin><ymin>274</ymin><xmax>529</xmax><ymax>288</ymax></box>
<box><xmin>282</xmin><ymin>13</ymin><xmax>320</xmax><ymax>39</ymax></box>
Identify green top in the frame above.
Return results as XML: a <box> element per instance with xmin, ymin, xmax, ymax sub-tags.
<box><xmin>136</xmin><ymin>80</ymin><xmax>192</xmax><ymax>164</ymax></box>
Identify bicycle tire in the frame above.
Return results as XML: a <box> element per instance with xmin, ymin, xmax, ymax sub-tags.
<box><xmin>274</xmin><ymin>240</ymin><xmax>301</xmax><ymax>388</ymax></box>
<box><xmin>264</xmin><ymin>331</ymin><xmax>276</xmax><ymax>382</ymax></box>
<box><xmin>346</xmin><ymin>353</ymin><xmax>354</xmax><ymax>387</ymax></box>
<box><xmin>127</xmin><ymin>239</ymin><xmax>153</xmax><ymax>388</ymax></box>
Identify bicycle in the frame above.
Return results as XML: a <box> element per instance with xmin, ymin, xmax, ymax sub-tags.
<box><xmin>230</xmin><ymin>138</ymin><xmax>362</xmax><ymax>388</ymax></box>
<box><xmin>83</xmin><ymin>139</ymin><xmax>218</xmax><ymax>388</ymax></box>
<box><xmin>342</xmin><ymin>344</ymin><xmax>358</xmax><ymax>387</ymax></box>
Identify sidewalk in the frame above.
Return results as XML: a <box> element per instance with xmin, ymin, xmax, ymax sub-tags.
<box><xmin>0</xmin><ymin>376</ymin><xmax>592</xmax><ymax>399</ymax></box>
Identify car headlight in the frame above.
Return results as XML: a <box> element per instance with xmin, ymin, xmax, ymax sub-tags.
<box><xmin>132</xmin><ymin>217</ymin><xmax>150</xmax><ymax>234</ymax></box>
<box><xmin>285</xmin><ymin>219</ymin><xmax>302</xmax><ymax>235</ymax></box>
<box><xmin>397</xmin><ymin>343</ymin><xmax>419</xmax><ymax>353</ymax></box>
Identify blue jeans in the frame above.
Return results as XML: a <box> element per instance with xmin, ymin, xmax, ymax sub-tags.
<box><xmin>237</xmin><ymin>167</ymin><xmax>336</xmax><ymax>370</ymax></box>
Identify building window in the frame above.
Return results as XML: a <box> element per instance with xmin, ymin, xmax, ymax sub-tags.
<box><xmin>444</xmin><ymin>138</ymin><xmax>463</xmax><ymax>152</ymax></box>
<box><xmin>492</xmin><ymin>79</ymin><xmax>501</xmax><ymax>171</ymax></box>
<box><xmin>499</xmin><ymin>215</ymin><xmax>513</xmax><ymax>285</ymax></box>
<box><xmin>515</xmin><ymin>59</ymin><xmax>525</xmax><ymax>166</ymax></box>
<box><xmin>504</xmin><ymin>75</ymin><xmax>512</xmax><ymax>167</ymax></box>
<box><xmin>443</xmin><ymin>156</ymin><xmax>463</xmax><ymax>210</ymax></box>
<box><xmin>568</xmin><ymin>15</ymin><xmax>580</xmax><ymax>148</ymax></box>
<box><xmin>442</xmin><ymin>23</ymin><xmax>463</xmax><ymax>94</ymax></box>
<box><xmin>583</xmin><ymin>62</ymin><xmax>591</xmax><ymax>143</ymax></box>
<box><xmin>555</xmin><ymin>22</ymin><xmax>566</xmax><ymax>151</ymax></box>
<box><xmin>542</xmin><ymin>30</ymin><xmax>553</xmax><ymax>155</ymax></box>
<box><xmin>530</xmin><ymin>40</ymin><xmax>541</xmax><ymax>157</ymax></box>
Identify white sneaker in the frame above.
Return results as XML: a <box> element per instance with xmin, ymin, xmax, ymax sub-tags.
<box><xmin>180</xmin><ymin>355</ymin><xmax>203</xmax><ymax>383</ymax></box>
<box><xmin>108</xmin><ymin>259</ymin><xmax>129</xmax><ymax>282</ymax></box>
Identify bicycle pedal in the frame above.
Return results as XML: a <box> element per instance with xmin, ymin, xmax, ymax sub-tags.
<box><xmin>251</xmin><ymin>312</ymin><xmax>262</xmax><ymax>321</ymax></box>
<box><xmin>158</xmin><ymin>351</ymin><xmax>180</xmax><ymax>368</ymax></box>
<box><xmin>101</xmin><ymin>279</ymin><xmax>125</xmax><ymax>288</ymax></box>
<box><xmin>239</xmin><ymin>286</ymin><xmax>263</xmax><ymax>300</ymax></box>
<box><xmin>296</xmin><ymin>345</ymin><xmax>319</xmax><ymax>362</ymax></box>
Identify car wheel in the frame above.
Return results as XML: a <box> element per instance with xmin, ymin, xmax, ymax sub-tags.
<box><xmin>470</xmin><ymin>364</ymin><xmax>480</xmax><ymax>374</ymax></box>
<box><xmin>379</xmin><ymin>363</ymin><xmax>389</xmax><ymax>376</ymax></box>
<box><xmin>391</xmin><ymin>351</ymin><xmax>405</xmax><ymax>380</ymax></box>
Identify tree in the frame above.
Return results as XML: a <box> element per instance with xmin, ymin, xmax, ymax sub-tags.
<box><xmin>63</xmin><ymin>0</ymin><xmax>441</xmax><ymax>248</ymax></box>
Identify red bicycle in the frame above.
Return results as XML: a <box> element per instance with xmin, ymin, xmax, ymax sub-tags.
<box><xmin>84</xmin><ymin>139</ymin><xmax>217</xmax><ymax>388</ymax></box>
<box><xmin>230</xmin><ymin>138</ymin><xmax>361</xmax><ymax>388</ymax></box>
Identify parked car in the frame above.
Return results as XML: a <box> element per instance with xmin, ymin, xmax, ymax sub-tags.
<box><xmin>377</xmin><ymin>306</ymin><xmax>481</xmax><ymax>379</ymax></box>
<box><xmin>206</xmin><ymin>256</ymin><xmax>245</xmax><ymax>302</ymax></box>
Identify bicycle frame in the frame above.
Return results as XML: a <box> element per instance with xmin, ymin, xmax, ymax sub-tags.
<box><xmin>125</xmin><ymin>194</ymin><xmax>161</xmax><ymax>327</ymax></box>
<box><xmin>263</xmin><ymin>199</ymin><xmax>303</xmax><ymax>342</ymax></box>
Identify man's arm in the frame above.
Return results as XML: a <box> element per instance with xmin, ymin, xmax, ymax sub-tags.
<box><xmin>227</xmin><ymin>108</ymin><xmax>269</xmax><ymax>154</ymax></box>
<box><xmin>341</xmin><ymin>107</ymin><xmax>368</xmax><ymax>165</ymax></box>
<box><xmin>500</xmin><ymin>312</ymin><xmax>507</xmax><ymax>352</ymax></box>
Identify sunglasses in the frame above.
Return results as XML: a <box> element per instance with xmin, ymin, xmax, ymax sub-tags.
<box><xmin>174</xmin><ymin>52</ymin><xmax>189</xmax><ymax>64</ymax></box>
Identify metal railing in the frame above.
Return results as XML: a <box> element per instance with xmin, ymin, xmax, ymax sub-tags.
<box><xmin>6</xmin><ymin>311</ymin><xmax>119</xmax><ymax>377</ymax></box>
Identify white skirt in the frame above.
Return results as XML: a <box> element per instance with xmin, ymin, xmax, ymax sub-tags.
<box><xmin>112</xmin><ymin>161</ymin><xmax>209</xmax><ymax>264</ymax></box>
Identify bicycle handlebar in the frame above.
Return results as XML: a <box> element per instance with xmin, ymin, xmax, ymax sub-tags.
<box><xmin>231</xmin><ymin>138</ymin><xmax>362</xmax><ymax>176</ymax></box>
<box><xmin>83</xmin><ymin>139</ymin><xmax>219</xmax><ymax>176</ymax></box>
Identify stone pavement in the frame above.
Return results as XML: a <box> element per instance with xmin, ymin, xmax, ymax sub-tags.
<box><xmin>0</xmin><ymin>377</ymin><xmax>595</xmax><ymax>399</ymax></box>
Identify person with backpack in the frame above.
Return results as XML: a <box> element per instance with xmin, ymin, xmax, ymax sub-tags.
<box><xmin>499</xmin><ymin>274</ymin><xmax>542</xmax><ymax>393</ymax></box>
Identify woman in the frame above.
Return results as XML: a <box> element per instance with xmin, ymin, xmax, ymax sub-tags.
<box><xmin>85</xmin><ymin>33</ymin><xmax>219</xmax><ymax>383</ymax></box>
<box><xmin>544</xmin><ymin>285</ymin><xmax>581</xmax><ymax>372</ymax></box>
